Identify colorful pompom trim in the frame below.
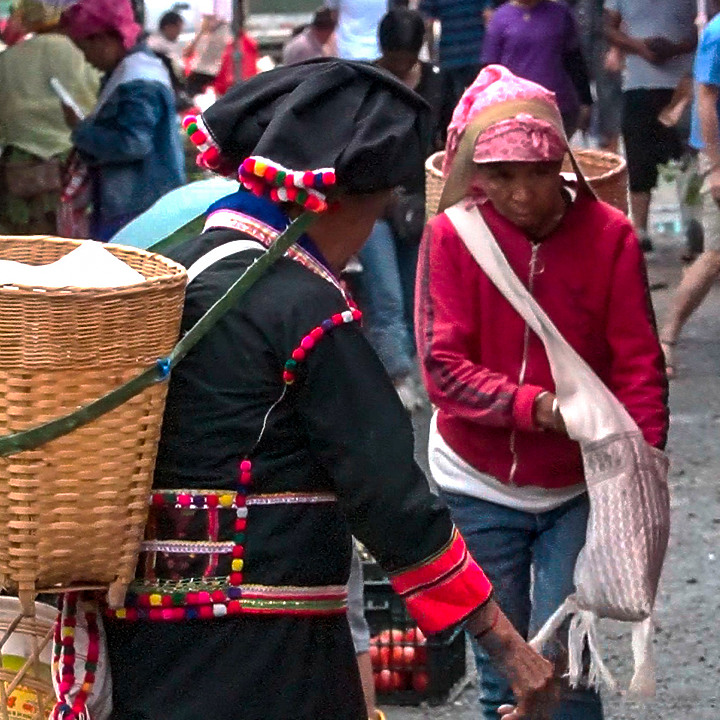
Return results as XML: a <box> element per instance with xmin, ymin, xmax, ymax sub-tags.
<box><xmin>238</xmin><ymin>156</ymin><xmax>336</xmax><ymax>213</ymax></box>
<box><xmin>51</xmin><ymin>592</ymin><xmax>100</xmax><ymax>720</ymax></box>
<box><xmin>283</xmin><ymin>308</ymin><xmax>362</xmax><ymax>385</ymax></box>
<box><xmin>182</xmin><ymin>114</ymin><xmax>239</xmax><ymax>176</ymax></box>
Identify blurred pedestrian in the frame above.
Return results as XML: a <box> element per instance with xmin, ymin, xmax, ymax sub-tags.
<box><xmin>183</xmin><ymin>12</ymin><xmax>232</xmax><ymax>96</ymax></box>
<box><xmin>605</xmin><ymin>0</ymin><xmax>697</xmax><ymax>251</ymax></box>
<box><xmin>482</xmin><ymin>0</ymin><xmax>592</xmax><ymax>138</ymax></box>
<box><xmin>148</xmin><ymin>10</ymin><xmax>185</xmax><ymax>76</ymax></box>
<box><xmin>357</xmin><ymin>7</ymin><xmax>443</xmax><ymax>411</ymax></box>
<box><xmin>59</xmin><ymin>0</ymin><xmax>185</xmax><ymax>241</ymax></box>
<box><xmin>0</xmin><ymin>0</ymin><xmax>98</xmax><ymax>235</ymax></box>
<box><xmin>417</xmin><ymin>63</ymin><xmax>668</xmax><ymax>720</ymax></box>
<box><xmin>571</xmin><ymin>0</ymin><xmax>623</xmax><ymax>150</ymax></box>
<box><xmin>326</xmin><ymin>0</ymin><xmax>387</xmax><ymax>60</ymax></box>
<box><xmin>419</xmin><ymin>0</ymin><xmax>494</xmax><ymax>145</ymax></box>
<box><xmin>660</xmin><ymin>12</ymin><xmax>720</xmax><ymax>378</ymax></box>
<box><xmin>148</xmin><ymin>11</ymin><xmax>193</xmax><ymax>110</ymax></box>
<box><xmin>282</xmin><ymin>7</ymin><xmax>337</xmax><ymax>65</ymax></box>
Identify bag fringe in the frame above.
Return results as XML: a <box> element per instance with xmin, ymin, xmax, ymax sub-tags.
<box><xmin>530</xmin><ymin>594</ymin><xmax>656</xmax><ymax>697</ymax></box>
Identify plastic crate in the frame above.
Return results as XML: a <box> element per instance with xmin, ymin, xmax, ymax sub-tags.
<box><xmin>363</xmin><ymin>574</ymin><xmax>467</xmax><ymax>706</ymax></box>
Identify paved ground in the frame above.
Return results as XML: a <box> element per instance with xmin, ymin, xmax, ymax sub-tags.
<box><xmin>384</xmin><ymin>193</ymin><xmax>720</xmax><ymax>719</ymax></box>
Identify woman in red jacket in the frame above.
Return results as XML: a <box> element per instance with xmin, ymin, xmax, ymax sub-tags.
<box><xmin>416</xmin><ymin>65</ymin><xmax>668</xmax><ymax>720</ymax></box>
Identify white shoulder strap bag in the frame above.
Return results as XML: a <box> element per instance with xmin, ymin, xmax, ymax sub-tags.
<box><xmin>444</xmin><ymin>203</ymin><xmax>670</xmax><ymax>697</ymax></box>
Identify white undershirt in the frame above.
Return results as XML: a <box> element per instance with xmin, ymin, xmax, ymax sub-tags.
<box><xmin>428</xmin><ymin>413</ymin><xmax>586</xmax><ymax>513</ymax></box>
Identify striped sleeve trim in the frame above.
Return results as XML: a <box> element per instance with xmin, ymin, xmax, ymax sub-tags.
<box><xmin>390</xmin><ymin>528</ymin><xmax>493</xmax><ymax>634</ymax></box>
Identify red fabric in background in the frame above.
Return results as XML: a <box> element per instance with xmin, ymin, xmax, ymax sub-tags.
<box><xmin>213</xmin><ymin>33</ymin><xmax>259</xmax><ymax>96</ymax></box>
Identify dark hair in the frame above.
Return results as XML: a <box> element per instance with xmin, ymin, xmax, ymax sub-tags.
<box><xmin>159</xmin><ymin>10</ymin><xmax>183</xmax><ymax>30</ymax></box>
<box><xmin>378</xmin><ymin>8</ymin><xmax>425</xmax><ymax>54</ymax></box>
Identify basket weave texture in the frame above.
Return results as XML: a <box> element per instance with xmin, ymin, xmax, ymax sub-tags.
<box><xmin>425</xmin><ymin>148</ymin><xmax>629</xmax><ymax>219</ymax></box>
<box><xmin>0</xmin><ymin>237</ymin><xmax>186</xmax><ymax>612</ymax></box>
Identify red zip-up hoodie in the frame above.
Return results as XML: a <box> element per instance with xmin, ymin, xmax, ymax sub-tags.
<box><xmin>416</xmin><ymin>193</ymin><xmax>669</xmax><ymax>490</ymax></box>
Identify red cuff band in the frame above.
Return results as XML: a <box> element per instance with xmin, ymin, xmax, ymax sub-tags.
<box><xmin>390</xmin><ymin>529</ymin><xmax>493</xmax><ymax>635</ymax></box>
<box><xmin>513</xmin><ymin>384</ymin><xmax>545</xmax><ymax>431</ymax></box>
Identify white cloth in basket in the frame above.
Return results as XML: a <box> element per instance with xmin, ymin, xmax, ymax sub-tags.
<box><xmin>0</xmin><ymin>242</ymin><xmax>144</xmax><ymax>289</ymax></box>
<box><xmin>444</xmin><ymin>203</ymin><xmax>670</xmax><ymax>696</ymax></box>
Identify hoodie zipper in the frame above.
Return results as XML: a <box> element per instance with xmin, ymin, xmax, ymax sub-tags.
<box><xmin>508</xmin><ymin>243</ymin><xmax>540</xmax><ymax>485</ymax></box>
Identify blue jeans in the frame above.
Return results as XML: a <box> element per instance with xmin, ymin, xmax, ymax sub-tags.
<box><xmin>442</xmin><ymin>492</ymin><xmax>603</xmax><ymax>720</ymax></box>
<box><xmin>356</xmin><ymin>220</ymin><xmax>418</xmax><ymax>379</ymax></box>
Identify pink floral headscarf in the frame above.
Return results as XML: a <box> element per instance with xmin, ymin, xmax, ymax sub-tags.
<box><xmin>60</xmin><ymin>0</ymin><xmax>141</xmax><ymax>51</ymax></box>
<box><xmin>443</xmin><ymin>65</ymin><xmax>568</xmax><ymax>177</ymax></box>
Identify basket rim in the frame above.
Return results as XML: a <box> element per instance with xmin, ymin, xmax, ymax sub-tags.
<box><xmin>0</xmin><ymin>236</ymin><xmax>187</xmax><ymax>297</ymax></box>
<box><xmin>426</xmin><ymin>151</ymin><xmax>445</xmax><ymax>180</ymax></box>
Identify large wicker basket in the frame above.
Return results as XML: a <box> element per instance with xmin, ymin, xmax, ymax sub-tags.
<box><xmin>0</xmin><ymin>237</ymin><xmax>187</xmax><ymax>613</ymax></box>
<box><xmin>425</xmin><ymin>148</ymin><xmax>629</xmax><ymax>219</ymax></box>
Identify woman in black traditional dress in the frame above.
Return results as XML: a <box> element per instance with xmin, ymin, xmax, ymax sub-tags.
<box><xmin>103</xmin><ymin>60</ymin><xmax>556</xmax><ymax>720</ymax></box>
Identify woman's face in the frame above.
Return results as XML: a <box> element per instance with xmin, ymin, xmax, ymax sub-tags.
<box><xmin>75</xmin><ymin>32</ymin><xmax>125</xmax><ymax>72</ymax></box>
<box><xmin>473</xmin><ymin>161</ymin><xmax>565</xmax><ymax>235</ymax></box>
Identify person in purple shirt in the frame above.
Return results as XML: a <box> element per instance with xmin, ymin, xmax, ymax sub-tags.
<box><xmin>482</xmin><ymin>0</ymin><xmax>592</xmax><ymax>137</ymax></box>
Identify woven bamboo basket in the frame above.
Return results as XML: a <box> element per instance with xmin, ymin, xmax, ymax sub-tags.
<box><xmin>0</xmin><ymin>598</ymin><xmax>55</xmax><ymax>720</ymax></box>
<box><xmin>0</xmin><ymin>237</ymin><xmax>187</xmax><ymax>614</ymax></box>
<box><xmin>425</xmin><ymin>148</ymin><xmax>629</xmax><ymax>219</ymax></box>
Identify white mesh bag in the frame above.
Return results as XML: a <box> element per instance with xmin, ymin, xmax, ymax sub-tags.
<box><xmin>445</xmin><ymin>204</ymin><xmax>670</xmax><ymax>695</ymax></box>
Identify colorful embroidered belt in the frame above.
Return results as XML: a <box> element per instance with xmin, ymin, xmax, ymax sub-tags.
<box><xmin>109</xmin><ymin>489</ymin><xmax>344</xmax><ymax>622</ymax></box>
<box><xmin>106</xmin><ymin>581</ymin><xmax>348</xmax><ymax>622</ymax></box>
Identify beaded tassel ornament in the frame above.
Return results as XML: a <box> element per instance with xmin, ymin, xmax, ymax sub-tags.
<box><xmin>51</xmin><ymin>592</ymin><xmax>100</xmax><ymax>720</ymax></box>
<box><xmin>182</xmin><ymin>115</ymin><xmax>337</xmax><ymax>213</ymax></box>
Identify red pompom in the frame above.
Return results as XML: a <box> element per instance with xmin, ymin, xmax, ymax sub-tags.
<box><xmin>228</xmin><ymin>600</ymin><xmax>242</xmax><ymax>614</ymax></box>
<box><xmin>310</xmin><ymin>327</ymin><xmax>324</xmax><ymax>340</ymax></box>
<box><xmin>265</xmin><ymin>166</ymin><xmax>278</xmax><ymax>182</ymax></box>
<box><xmin>240</xmin><ymin>471</ymin><xmax>253</xmax><ymax>485</ymax></box>
<box><xmin>206</xmin><ymin>494</ymin><xmax>219</xmax><ymax>508</ymax></box>
<box><xmin>181</xmin><ymin>115</ymin><xmax>196</xmax><ymax>130</ymax></box>
<box><xmin>199</xmin><ymin>605</ymin><xmax>214</xmax><ymax>620</ymax></box>
<box><xmin>230</xmin><ymin>572</ymin><xmax>244</xmax><ymax>585</ymax></box>
<box><xmin>243</xmin><ymin>157</ymin><xmax>256</xmax><ymax>174</ymax></box>
<box><xmin>240</xmin><ymin>459</ymin><xmax>252</xmax><ymax>473</ymax></box>
<box><xmin>232</xmin><ymin>544</ymin><xmax>245</xmax><ymax>557</ymax></box>
<box><xmin>190</xmin><ymin>130</ymin><xmax>207</xmax><ymax>146</ymax></box>
<box><xmin>303</xmin><ymin>171</ymin><xmax>315</xmax><ymax>186</ymax></box>
<box><xmin>322</xmin><ymin>171</ymin><xmax>336</xmax><ymax>185</ymax></box>
<box><xmin>292</xmin><ymin>348</ymin><xmax>306</xmax><ymax>362</ymax></box>
<box><xmin>352</xmin><ymin>309</ymin><xmax>363</xmax><ymax>321</ymax></box>
<box><xmin>212</xmin><ymin>590</ymin><xmax>226</xmax><ymax>603</ymax></box>
<box><xmin>305</xmin><ymin>195</ymin><xmax>322</xmax><ymax>212</ymax></box>
<box><xmin>284</xmin><ymin>174</ymin><xmax>296</xmax><ymax>188</ymax></box>
<box><xmin>332</xmin><ymin>313</ymin><xmax>345</xmax><ymax>325</ymax></box>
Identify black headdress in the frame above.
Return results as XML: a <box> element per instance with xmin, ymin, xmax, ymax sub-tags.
<box><xmin>182</xmin><ymin>59</ymin><xmax>429</xmax><ymax>211</ymax></box>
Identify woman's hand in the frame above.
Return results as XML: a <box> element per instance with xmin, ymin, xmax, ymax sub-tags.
<box><xmin>468</xmin><ymin>600</ymin><xmax>559</xmax><ymax>719</ymax></box>
<box><xmin>61</xmin><ymin>103</ymin><xmax>81</xmax><ymax>130</ymax></box>
<box><xmin>533</xmin><ymin>392</ymin><xmax>566</xmax><ymax>434</ymax></box>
